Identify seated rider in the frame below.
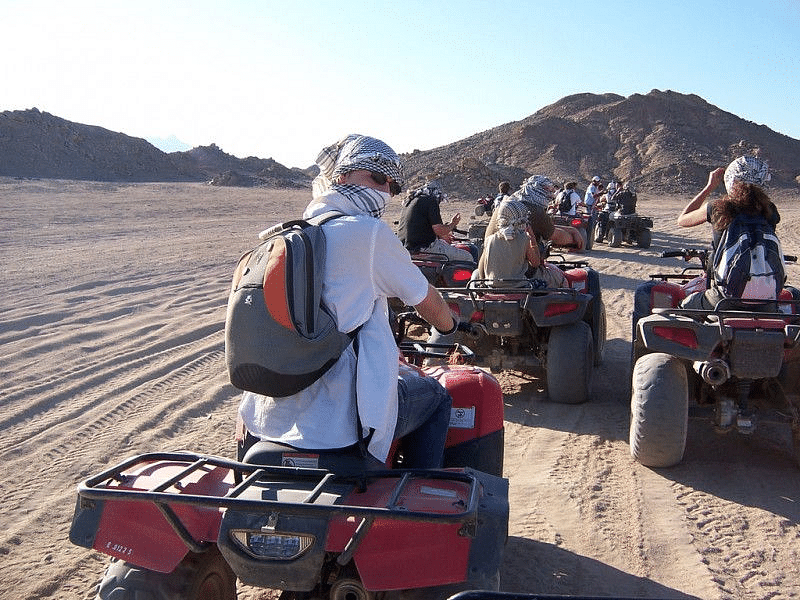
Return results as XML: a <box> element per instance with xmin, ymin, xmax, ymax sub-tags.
<box><xmin>493</xmin><ymin>180</ymin><xmax>511</xmax><ymax>211</ymax></box>
<box><xmin>614</xmin><ymin>182</ymin><xmax>638</xmax><ymax>215</ymax></box>
<box><xmin>483</xmin><ymin>175</ymin><xmax>585</xmax><ymax>251</ymax></box>
<box><xmin>397</xmin><ymin>181</ymin><xmax>474</xmax><ymax>263</ymax></box>
<box><xmin>677</xmin><ymin>155</ymin><xmax>781</xmax><ymax>310</ymax></box>
<box><xmin>238</xmin><ymin>134</ymin><xmax>460</xmax><ymax>470</ymax></box>
<box><xmin>475</xmin><ymin>199</ymin><xmax>568</xmax><ymax>289</ymax></box>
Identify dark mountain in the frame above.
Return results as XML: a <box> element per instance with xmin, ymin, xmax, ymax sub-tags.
<box><xmin>0</xmin><ymin>108</ymin><xmax>205</xmax><ymax>182</ymax></box>
<box><xmin>0</xmin><ymin>108</ymin><xmax>313</xmax><ymax>187</ymax></box>
<box><xmin>2</xmin><ymin>91</ymin><xmax>799</xmax><ymax>197</ymax></box>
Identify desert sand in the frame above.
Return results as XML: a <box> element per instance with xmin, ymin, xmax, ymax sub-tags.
<box><xmin>1</xmin><ymin>177</ymin><xmax>799</xmax><ymax>600</ymax></box>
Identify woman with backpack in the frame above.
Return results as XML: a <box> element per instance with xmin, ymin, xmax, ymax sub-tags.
<box><xmin>677</xmin><ymin>155</ymin><xmax>785</xmax><ymax>309</ymax></box>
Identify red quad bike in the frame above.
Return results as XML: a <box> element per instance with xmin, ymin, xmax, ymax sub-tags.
<box><xmin>630</xmin><ymin>248</ymin><xmax>800</xmax><ymax>468</ymax></box>
<box><xmin>436</xmin><ymin>253</ymin><xmax>607</xmax><ymax>404</ymax></box>
<box><xmin>550</xmin><ymin>211</ymin><xmax>593</xmax><ymax>252</ymax></box>
<box><xmin>69</xmin><ymin>342</ymin><xmax>509</xmax><ymax>600</ymax></box>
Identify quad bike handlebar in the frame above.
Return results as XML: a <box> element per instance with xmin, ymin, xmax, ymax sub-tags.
<box><xmin>661</xmin><ymin>247</ymin><xmax>797</xmax><ymax>268</ymax></box>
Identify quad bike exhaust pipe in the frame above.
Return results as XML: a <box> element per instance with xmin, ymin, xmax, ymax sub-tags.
<box><xmin>694</xmin><ymin>359</ymin><xmax>731</xmax><ymax>386</ymax></box>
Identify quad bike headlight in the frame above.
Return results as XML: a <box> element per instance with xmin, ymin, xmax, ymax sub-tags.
<box><xmin>229</xmin><ymin>529</ymin><xmax>314</xmax><ymax>560</ymax></box>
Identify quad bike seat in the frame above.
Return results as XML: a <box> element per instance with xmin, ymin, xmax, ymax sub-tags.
<box><xmin>243</xmin><ymin>439</ymin><xmax>386</xmax><ymax>476</ymax></box>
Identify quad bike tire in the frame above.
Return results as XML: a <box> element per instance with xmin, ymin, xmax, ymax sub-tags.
<box><xmin>592</xmin><ymin>299</ymin><xmax>607</xmax><ymax>367</ymax></box>
<box><xmin>583</xmin><ymin>268</ymin><xmax>606</xmax><ymax>367</ymax></box>
<box><xmin>609</xmin><ymin>226</ymin><xmax>622</xmax><ymax>248</ymax></box>
<box><xmin>577</xmin><ymin>228</ymin><xmax>588</xmax><ymax>253</ymax></box>
<box><xmin>637</xmin><ymin>228</ymin><xmax>652</xmax><ymax>249</ymax></box>
<box><xmin>96</xmin><ymin>547</ymin><xmax>237</xmax><ymax>600</ymax></box>
<box><xmin>630</xmin><ymin>352</ymin><xmax>689</xmax><ymax>468</ymax></box>
<box><xmin>546</xmin><ymin>321</ymin><xmax>593</xmax><ymax>404</ymax></box>
<box><xmin>593</xmin><ymin>221</ymin><xmax>605</xmax><ymax>243</ymax></box>
<box><xmin>793</xmin><ymin>425</ymin><xmax>800</xmax><ymax>469</ymax></box>
<box><xmin>585</xmin><ymin>226</ymin><xmax>594</xmax><ymax>251</ymax></box>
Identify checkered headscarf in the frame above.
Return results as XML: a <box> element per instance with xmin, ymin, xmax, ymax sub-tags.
<box><xmin>724</xmin><ymin>155</ymin><xmax>770</xmax><ymax>195</ymax></box>
<box><xmin>496</xmin><ymin>199</ymin><xmax>529</xmax><ymax>241</ymax></box>
<box><xmin>408</xmin><ymin>180</ymin><xmax>445</xmax><ymax>203</ymax></box>
<box><xmin>312</xmin><ymin>134</ymin><xmax>404</xmax><ymax>200</ymax></box>
<box><xmin>511</xmin><ymin>175</ymin><xmax>556</xmax><ymax>209</ymax></box>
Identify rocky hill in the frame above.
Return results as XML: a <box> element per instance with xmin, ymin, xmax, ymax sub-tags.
<box><xmin>0</xmin><ymin>108</ymin><xmax>205</xmax><ymax>182</ymax></box>
<box><xmin>2</xmin><ymin>90</ymin><xmax>799</xmax><ymax>197</ymax></box>
<box><xmin>0</xmin><ymin>108</ymin><xmax>313</xmax><ymax>187</ymax></box>
<box><xmin>401</xmin><ymin>90</ymin><xmax>800</xmax><ymax>198</ymax></box>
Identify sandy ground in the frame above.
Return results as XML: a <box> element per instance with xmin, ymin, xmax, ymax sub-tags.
<box><xmin>1</xmin><ymin>178</ymin><xmax>799</xmax><ymax>600</ymax></box>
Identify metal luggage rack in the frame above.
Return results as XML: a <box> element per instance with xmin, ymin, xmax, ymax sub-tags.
<box><xmin>652</xmin><ymin>302</ymin><xmax>800</xmax><ymax>344</ymax></box>
<box><xmin>77</xmin><ymin>452</ymin><xmax>482</xmax><ymax>525</ymax></box>
<box><xmin>440</xmin><ymin>279</ymin><xmax>586</xmax><ymax>310</ymax></box>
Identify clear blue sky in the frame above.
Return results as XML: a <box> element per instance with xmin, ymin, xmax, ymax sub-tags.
<box><xmin>3</xmin><ymin>0</ymin><xmax>799</xmax><ymax>168</ymax></box>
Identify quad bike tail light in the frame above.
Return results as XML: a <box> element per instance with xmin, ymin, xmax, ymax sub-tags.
<box><xmin>652</xmin><ymin>325</ymin><xmax>698</xmax><ymax>349</ymax></box>
<box><xmin>451</xmin><ymin>268</ymin><xmax>473</xmax><ymax>284</ymax></box>
<box><xmin>544</xmin><ymin>301</ymin><xmax>579</xmax><ymax>318</ymax></box>
<box><xmin>570</xmin><ymin>218</ymin><xmax>583</xmax><ymax>228</ymax></box>
<box><xmin>230</xmin><ymin>529</ymin><xmax>314</xmax><ymax>560</ymax></box>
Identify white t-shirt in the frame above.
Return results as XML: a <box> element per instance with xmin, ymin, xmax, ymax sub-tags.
<box><xmin>584</xmin><ymin>183</ymin><xmax>600</xmax><ymax>208</ymax></box>
<box><xmin>565</xmin><ymin>190</ymin><xmax>579</xmax><ymax>215</ymax></box>
<box><xmin>238</xmin><ymin>206</ymin><xmax>429</xmax><ymax>462</ymax></box>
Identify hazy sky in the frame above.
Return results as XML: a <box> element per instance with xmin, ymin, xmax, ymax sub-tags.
<box><xmin>3</xmin><ymin>0</ymin><xmax>799</xmax><ymax>168</ymax></box>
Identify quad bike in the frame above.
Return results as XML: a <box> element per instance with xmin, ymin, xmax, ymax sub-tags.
<box><xmin>594</xmin><ymin>209</ymin><xmax>653</xmax><ymax>249</ymax></box>
<box><xmin>69</xmin><ymin>342</ymin><xmax>509</xmax><ymax>600</ymax></box>
<box><xmin>473</xmin><ymin>196</ymin><xmax>495</xmax><ymax>219</ymax></box>
<box><xmin>434</xmin><ymin>253</ymin><xmax>606</xmax><ymax>404</ymax></box>
<box><xmin>629</xmin><ymin>248</ymin><xmax>800</xmax><ymax>468</ymax></box>
<box><xmin>550</xmin><ymin>210</ymin><xmax>593</xmax><ymax>251</ymax></box>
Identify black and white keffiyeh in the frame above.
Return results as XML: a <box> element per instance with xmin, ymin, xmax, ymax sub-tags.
<box><xmin>724</xmin><ymin>155</ymin><xmax>770</xmax><ymax>194</ymax></box>
<box><xmin>496</xmin><ymin>199</ymin><xmax>529</xmax><ymax>240</ymax></box>
<box><xmin>511</xmin><ymin>174</ymin><xmax>556</xmax><ymax>209</ymax></box>
<box><xmin>312</xmin><ymin>134</ymin><xmax>404</xmax><ymax>201</ymax></box>
<box><xmin>407</xmin><ymin>180</ymin><xmax>445</xmax><ymax>203</ymax></box>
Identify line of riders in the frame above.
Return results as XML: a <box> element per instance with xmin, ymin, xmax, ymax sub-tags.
<box><xmin>71</xmin><ymin>136</ymin><xmax>797</xmax><ymax>600</ymax></box>
<box><xmin>398</xmin><ymin>173</ymin><xmax>635</xmax><ymax>290</ymax></box>
<box><xmin>237</xmin><ymin>138</ymin><xmax>791</xmax><ymax>486</ymax></box>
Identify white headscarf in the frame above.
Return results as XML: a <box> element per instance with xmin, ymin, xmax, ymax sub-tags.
<box><xmin>724</xmin><ymin>155</ymin><xmax>770</xmax><ymax>195</ymax></box>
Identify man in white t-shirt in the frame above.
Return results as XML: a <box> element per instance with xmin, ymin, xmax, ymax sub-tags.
<box><xmin>238</xmin><ymin>134</ymin><xmax>459</xmax><ymax>469</ymax></box>
<box><xmin>583</xmin><ymin>175</ymin><xmax>602</xmax><ymax>235</ymax></box>
<box><xmin>562</xmin><ymin>182</ymin><xmax>580</xmax><ymax>215</ymax></box>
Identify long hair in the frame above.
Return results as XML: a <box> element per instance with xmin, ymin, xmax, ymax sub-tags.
<box><xmin>710</xmin><ymin>183</ymin><xmax>773</xmax><ymax>231</ymax></box>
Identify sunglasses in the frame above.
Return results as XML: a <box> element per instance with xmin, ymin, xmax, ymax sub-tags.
<box><xmin>370</xmin><ymin>171</ymin><xmax>402</xmax><ymax>196</ymax></box>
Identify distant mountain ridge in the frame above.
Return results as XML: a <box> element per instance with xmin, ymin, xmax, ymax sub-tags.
<box><xmin>2</xmin><ymin>90</ymin><xmax>799</xmax><ymax>197</ymax></box>
<box><xmin>401</xmin><ymin>90</ymin><xmax>800</xmax><ymax>197</ymax></box>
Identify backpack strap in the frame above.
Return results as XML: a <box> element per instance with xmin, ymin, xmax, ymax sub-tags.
<box><xmin>257</xmin><ymin>210</ymin><xmax>346</xmax><ymax>241</ymax></box>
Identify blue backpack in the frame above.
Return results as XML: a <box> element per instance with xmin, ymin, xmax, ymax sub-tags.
<box><xmin>711</xmin><ymin>213</ymin><xmax>785</xmax><ymax>300</ymax></box>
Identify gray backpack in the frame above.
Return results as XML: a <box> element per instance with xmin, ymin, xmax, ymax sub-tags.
<box><xmin>225</xmin><ymin>211</ymin><xmax>359</xmax><ymax>397</ymax></box>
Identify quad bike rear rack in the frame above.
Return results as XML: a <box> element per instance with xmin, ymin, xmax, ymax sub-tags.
<box><xmin>75</xmin><ymin>452</ymin><xmax>485</xmax><ymax>555</ymax></box>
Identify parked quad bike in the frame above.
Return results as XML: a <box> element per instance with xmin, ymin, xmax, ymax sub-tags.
<box><xmin>550</xmin><ymin>211</ymin><xmax>593</xmax><ymax>251</ymax></box>
<box><xmin>435</xmin><ymin>253</ymin><xmax>606</xmax><ymax>404</ymax></box>
<box><xmin>594</xmin><ymin>210</ymin><xmax>653</xmax><ymax>249</ymax></box>
<box><xmin>630</xmin><ymin>247</ymin><xmax>800</xmax><ymax>468</ymax></box>
<box><xmin>70</xmin><ymin>339</ymin><xmax>509</xmax><ymax>600</ymax></box>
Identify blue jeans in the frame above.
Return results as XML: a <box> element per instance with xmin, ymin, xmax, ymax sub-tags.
<box><xmin>394</xmin><ymin>369</ymin><xmax>452</xmax><ymax>469</ymax></box>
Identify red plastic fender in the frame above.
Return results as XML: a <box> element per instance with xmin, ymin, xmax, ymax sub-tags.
<box><xmin>424</xmin><ymin>365</ymin><xmax>504</xmax><ymax>448</ymax></box>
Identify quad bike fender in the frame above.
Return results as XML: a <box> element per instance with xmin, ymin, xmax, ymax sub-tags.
<box><xmin>523</xmin><ymin>290</ymin><xmax>591</xmax><ymax>327</ymax></box>
<box><xmin>70</xmin><ymin>459</ymin><xmax>231</xmax><ymax>573</ymax></box>
<box><xmin>326</xmin><ymin>469</ymin><xmax>508</xmax><ymax>592</ymax></box>
<box><xmin>427</xmin><ymin>365</ymin><xmax>505</xmax><ymax>477</ymax></box>
<box><xmin>637</xmin><ymin>313</ymin><xmax>722</xmax><ymax>362</ymax></box>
